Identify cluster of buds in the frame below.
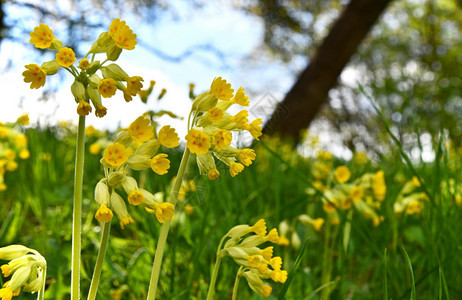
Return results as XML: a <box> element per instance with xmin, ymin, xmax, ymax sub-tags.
<box><xmin>219</xmin><ymin>219</ymin><xmax>287</xmax><ymax>298</ymax></box>
<box><xmin>185</xmin><ymin>77</ymin><xmax>261</xmax><ymax>179</ymax></box>
<box><xmin>393</xmin><ymin>176</ymin><xmax>428</xmax><ymax>215</ymax></box>
<box><xmin>0</xmin><ymin>115</ymin><xmax>31</xmax><ymax>191</ymax></box>
<box><xmin>23</xmin><ymin>19</ymin><xmax>143</xmax><ymax>117</ymax></box>
<box><xmin>94</xmin><ymin>115</ymin><xmax>180</xmax><ymax>228</ymax></box>
<box><xmin>0</xmin><ymin>245</ymin><xmax>46</xmax><ymax>299</ymax></box>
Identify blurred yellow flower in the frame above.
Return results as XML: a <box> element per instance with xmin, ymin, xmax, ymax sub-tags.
<box><xmin>335</xmin><ymin>166</ymin><xmax>351</xmax><ymax>183</ymax></box>
<box><xmin>16</xmin><ymin>114</ymin><xmax>29</xmax><ymax>126</ymax></box>
<box><xmin>18</xmin><ymin>149</ymin><xmax>30</xmax><ymax>160</ymax></box>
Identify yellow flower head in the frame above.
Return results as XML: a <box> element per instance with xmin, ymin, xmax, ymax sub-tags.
<box><xmin>120</xmin><ymin>216</ymin><xmax>135</xmax><ymax>229</ymax></box>
<box><xmin>261</xmin><ymin>246</ymin><xmax>273</xmax><ymax>260</ymax></box>
<box><xmin>262</xmin><ymin>285</ymin><xmax>272</xmax><ymax>298</ymax></box>
<box><xmin>229</xmin><ymin>162</ymin><xmax>244</xmax><ymax>177</ymax></box>
<box><xmin>103</xmin><ymin>142</ymin><xmax>130</xmax><ymax>167</ymax></box>
<box><xmin>0</xmin><ymin>287</ymin><xmax>13</xmax><ymax>300</ymax></box>
<box><xmin>233</xmin><ymin>110</ymin><xmax>249</xmax><ymax>129</ymax></box>
<box><xmin>29</xmin><ymin>24</ymin><xmax>54</xmax><ymax>49</ymax></box>
<box><xmin>109</xmin><ymin>18</ymin><xmax>137</xmax><ymax>50</ymax></box>
<box><xmin>238</xmin><ymin>149</ymin><xmax>256</xmax><ymax>166</ymax></box>
<box><xmin>251</xmin><ymin>219</ymin><xmax>267</xmax><ymax>236</ymax></box>
<box><xmin>14</xmin><ymin>135</ymin><xmax>27</xmax><ymax>148</ymax></box>
<box><xmin>4</xmin><ymin>150</ymin><xmax>15</xmax><ymax>161</ymax></box>
<box><xmin>126</xmin><ymin>76</ymin><xmax>143</xmax><ymax>95</ymax></box>
<box><xmin>323</xmin><ymin>200</ymin><xmax>337</xmax><ymax>213</ymax></box>
<box><xmin>340</xmin><ymin>197</ymin><xmax>352</xmax><ymax>210</ymax></box>
<box><xmin>95</xmin><ymin>203</ymin><xmax>113</xmax><ymax>223</ymax></box>
<box><xmin>17</xmin><ymin>114</ymin><xmax>29</xmax><ymax>126</ymax></box>
<box><xmin>1</xmin><ymin>264</ymin><xmax>11</xmax><ymax>277</ymax></box>
<box><xmin>155</xmin><ymin>202</ymin><xmax>175</xmax><ymax>223</ymax></box>
<box><xmin>158</xmin><ymin>125</ymin><xmax>180</xmax><ymax>148</ymax></box>
<box><xmin>77</xmin><ymin>100</ymin><xmax>92</xmax><ymax>116</ymax></box>
<box><xmin>0</xmin><ymin>183</ymin><xmax>6</xmax><ymax>192</ymax></box>
<box><xmin>210</xmin><ymin>77</ymin><xmax>234</xmax><ymax>100</ymax></box>
<box><xmin>150</xmin><ymin>153</ymin><xmax>170</xmax><ymax>175</ymax></box>
<box><xmin>128</xmin><ymin>190</ymin><xmax>145</xmax><ymax>206</ymax></box>
<box><xmin>335</xmin><ymin>166</ymin><xmax>351</xmax><ymax>183</ymax></box>
<box><xmin>207</xmin><ymin>168</ymin><xmax>220</xmax><ymax>180</ymax></box>
<box><xmin>23</xmin><ymin>64</ymin><xmax>46</xmax><ymax>89</ymax></box>
<box><xmin>56</xmin><ymin>47</ymin><xmax>76</xmax><ymax>67</ymax></box>
<box><xmin>79</xmin><ymin>58</ymin><xmax>90</xmax><ymax>69</ymax></box>
<box><xmin>232</xmin><ymin>87</ymin><xmax>249</xmax><ymax>106</ymax></box>
<box><xmin>95</xmin><ymin>105</ymin><xmax>108</xmax><ymax>118</ymax></box>
<box><xmin>19</xmin><ymin>149</ymin><xmax>30</xmax><ymax>160</ymax></box>
<box><xmin>247</xmin><ymin>255</ymin><xmax>261</xmax><ymax>268</ymax></box>
<box><xmin>129</xmin><ymin>116</ymin><xmax>154</xmax><ymax>142</ymax></box>
<box><xmin>185</xmin><ymin>129</ymin><xmax>211</xmax><ymax>155</ymax></box>
<box><xmin>312</xmin><ymin>218</ymin><xmax>324</xmax><ymax>232</ymax></box>
<box><xmin>85</xmin><ymin>125</ymin><xmax>96</xmax><ymax>136</ymax></box>
<box><xmin>271</xmin><ymin>269</ymin><xmax>288</xmax><ymax>283</ymax></box>
<box><xmin>207</xmin><ymin>107</ymin><xmax>224</xmax><ymax>122</ymax></box>
<box><xmin>266</xmin><ymin>228</ymin><xmax>280</xmax><ymax>243</ymax></box>
<box><xmin>98</xmin><ymin>78</ymin><xmax>117</xmax><ymax>98</ymax></box>
<box><xmin>350</xmin><ymin>186</ymin><xmax>363</xmax><ymax>202</ymax></box>
<box><xmin>247</xmin><ymin>118</ymin><xmax>263</xmax><ymax>140</ymax></box>
<box><xmin>89</xmin><ymin>143</ymin><xmax>101</xmax><ymax>155</ymax></box>
<box><xmin>269</xmin><ymin>256</ymin><xmax>282</xmax><ymax>270</ymax></box>
<box><xmin>212</xmin><ymin>129</ymin><xmax>232</xmax><ymax>150</ymax></box>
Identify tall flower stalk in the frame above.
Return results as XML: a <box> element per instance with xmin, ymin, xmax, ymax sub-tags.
<box><xmin>23</xmin><ymin>19</ymin><xmax>143</xmax><ymax>299</ymax></box>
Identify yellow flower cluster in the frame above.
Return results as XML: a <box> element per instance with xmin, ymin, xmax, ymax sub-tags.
<box><xmin>0</xmin><ymin>118</ymin><xmax>30</xmax><ymax>191</ymax></box>
<box><xmin>94</xmin><ymin>115</ymin><xmax>180</xmax><ymax>227</ymax></box>
<box><xmin>393</xmin><ymin>176</ymin><xmax>428</xmax><ymax>216</ymax></box>
<box><xmin>219</xmin><ymin>219</ymin><xmax>287</xmax><ymax>298</ymax></box>
<box><xmin>0</xmin><ymin>245</ymin><xmax>46</xmax><ymax>299</ymax></box>
<box><xmin>23</xmin><ymin>19</ymin><xmax>143</xmax><ymax>117</ymax></box>
<box><xmin>186</xmin><ymin>77</ymin><xmax>261</xmax><ymax>179</ymax></box>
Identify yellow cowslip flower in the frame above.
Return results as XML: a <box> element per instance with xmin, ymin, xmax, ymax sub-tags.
<box><xmin>56</xmin><ymin>47</ymin><xmax>76</xmax><ymax>67</ymax></box>
<box><xmin>270</xmin><ymin>269</ymin><xmax>288</xmax><ymax>283</ymax></box>
<box><xmin>185</xmin><ymin>204</ymin><xmax>194</xmax><ymax>215</ymax></box>
<box><xmin>109</xmin><ymin>18</ymin><xmax>137</xmax><ymax>50</ymax></box>
<box><xmin>323</xmin><ymin>199</ymin><xmax>337</xmax><ymax>213</ymax></box>
<box><xmin>207</xmin><ymin>168</ymin><xmax>220</xmax><ymax>180</ymax></box>
<box><xmin>18</xmin><ymin>149</ymin><xmax>30</xmax><ymax>160</ymax></box>
<box><xmin>6</xmin><ymin>162</ymin><xmax>18</xmax><ymax>172</ymax></box>
<box><xmin>120</xmin><ymin>216</ymin><xmax>135</xmax><ymax>229</ymax></box>
<box><xmin>103</xmin><ymin>143</ymin><xmax>130</xmax><ymax>167</ymax></box>
<box><xmin>77</xmin><ymin>100</ymin><xmax>92</xmax><ymax>116</ymax></box>
<box><xmin>95</xmin><ymin>203</ymin><xmax>113</xmax><ymax>223</ymax></box>
<box><xmin>78</xmin><ymin>58</ymin><xmax>90</xmax><ymax>69</ymax></box>
<box><xmin>350</xmin><ymin>186</ymin><xmax>363</xmax><ymax>202</ymax></box>
<box><xmin>155</xmin><ymin>202</ymin><xmax>175</xmax><ymax>223</ymax></box>
<box><xmin>0</xmin><ymin>183</ymin><xmax>6</xmax><ymax>191</ymax></box>
<box><xmin>278</xmin><ymin>236</ymin><xmax>290</xmax><ymax>246</ymax></box>
<box><xmin>158</xmin><ymin>125</ymin><xmax>180</xmax><ymax>148</ymax></box>
<box><xmin>17</xmin><ymin>114</ymin><xmax>29</xmax><ymax>126</ymax></box>
<box><xmin>4</xmin><ymin>150</ymin><xmax>15</xmax><ymax>161</ymax></box>
<box><xmin>185</xmin><ymin>129</ymin><xmax>211</xmax><ymax>155</ymax></box>
<box><xmin>22</xmin><ymin>64</ymin><xmax>46</xmax><ymax>89</ymax></box>
<box><xmin>29</xmin><ymin>24</ymin><xmax>54</xmax><ymax>49</ymax></box>
<box><xmin>0</xmin><ymin>127</ymin><xmax>8</xmax><ymax>138</ymax></box>
<box><xmin>247</xmin><ymin>255</ymin><xmax>261</xmax><ymax>268</ymax></box>
<box><xmin>411</xmin><ymin>176</ymin><xmax>421</xmax><ymax>187</ymax></box>
<box><xmin>373</xmin><ymin>170</ymin><xmax>386</xmax><ymax>201</ymax></box>
<box><xmin>14</xmin><ymin>135</ymin><xmax>27</xmax><ymax>148</ymax></box>
<box><xmin>129</xmin><ymin>116</ymin><xmax>154</xmax><ymax>142</ymax></box>
<box><xmin>334</xmin><ymin>165</ymin><xmax>351</xmax><ymax>183</ymax></box>
<box><xmin>89</xmin><ymin>143</ymin><xmax>101</xmax><ymax>155</ymax></box>
<box><xmin>150</xmin><ymin>153</ymin><xmax>170</xmax><ymax>175</ymax></box>
<box><xmin>231</xmin><ymin>87</ymin><xmax>249</xmax><ymax>106</ymax></box>
<box><xmin>247</xmin><ymin>118</ymin><xmax>263</xmax><ymax>140</ymax></box>
<box><xmin>1</xmin><ymin>264</ymin><xmax>11</xmax><ymax>277</ymax></box>
<box><xmin>210</xmin><ymin>77</ymin><xmax>234</xmax><ymax>100</ymax></box>
<box><xmin>98</xmin><ymin>78</ymin><xmax>117</xmax><ymax>98</ymax></box>
<box><xmin>85</xmin><ymin>125</ymin><xmax>96</xmax><ymax>136</ymax></box>
<box><xmin>266</xmin><ymin>228</ymin><xmax>280</xmax><ymax>243</ymax></box>
<box><xmin>233</xmin><ymin>110</ymin><xmax>249</xmax><ymax>129</ymax></box>
<box><xmin>212</xmin><ymin>129</ymin><xmax>232</xmax><ymax>150</ymax></box>
<box><xmin>128</xmin><ymin>190</ymin><xmax>145</xmax><ymax>205</ymax></box>
<box><xmin>269</xmin><ymin>256</ymin><xmax>282</xmax><ymax>270</ymax></box>
<box><xmin>250</xmin><ymin>219</ymin><xmax>267</xmax><ymax>236</ymax></box>
<box><xmin>238</xmin><ymin>149</ymin><xmax>256</xmax><ymax>166</ymax></box>
<box><xmin>260</xmin><ymin>246</ymin><xmax>273</xmax><ymax>260</ymax></box>
<box><xmin>312</xmin><ymin>218</ymin><xmax>324</xmax><ymax>232</ymax></box>
<box><xmin>207</xmin><ymin>107</ymin><xmax>224</xmax><ymax>122</ymax></box>
<box><xmin>229</xmin><ymin>162</ymin><xmax>244</xmax><ymax>177</ymax></box>
<box><xmin>340</xmin><ymin>197</ymin><xmax>352</xmax><ymax>210</ymax></box>
<box><xmin>126</xmin><ymin>76</ymin><xmax>143</xmax><ymax>95</ymax></box>
<box><xmin>95</xmin><ymin>105</ymin><xmax>108</xmax><ymax>118</ymax></box>
<box><xmin>0</xmin><ymin>287</ymin><xmax>13</xmax><ymax>299</ymax></box>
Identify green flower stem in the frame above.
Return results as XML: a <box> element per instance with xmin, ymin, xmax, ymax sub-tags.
<box><xmin>87</xmin><ymin>221</ymin><xmax>112</xmax><ymax>300</ymax></box>
<box><xmin>321</xmin><ymin>221</ymin><xmax>332</xmax><ymax>300</ymax></box>
<box><xmin>71</xmin><ymin>116</ymin><xmax>86</xmax><ymax>300</ymax></box>
<box><xmin>231</xmin><ymin>267</ymin><xmax>243</xmax><ymax>300</ymax></box>
<box><xmin>206</xmin><ymin>235</ymin><xmax>228</xmax><ymax>300</ymax></box>
<box><xmin>146</xmin><ymin>148</ymin><xmax>191</xmax><ymax>300</ymax></box>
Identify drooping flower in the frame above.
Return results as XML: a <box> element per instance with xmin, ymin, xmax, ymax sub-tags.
<box><xmin>129</xmin><ymin>116</ymin><xmax>154</xmax><ymax>142</ymax></box>
<box><xmin>232</xmin><ymin>87</ymin><xmax>249</xmax><ymax>106</ymax></box>
<box><xmin>238</xmin><ymin>149</ymin><xmax>256</xmax><ymax>166</ymax></box>
<box><xmin>95</xmin><ymin>203</ymin><xmax>113</xmax><ymax>222</ymax></box>
<box><xmin>229</xmin><ymin>162</ymin><xmax>244</xmax><ymax>177</ymax></box>
<box><xmin>150</xmin><ymin>153</ymin><xmax>170</xmax><ymax>175</ymax></box>
<box><xmin>109</xmin><ymin>18</ymin><xmax>137</xmax><ymax>50</ymax></box>
<box><xmin>22</xmin><ymin>64</ymin><xmax>46</xmax><ymax>89</ymax></box>
<box><xmin>158</xmin><ymin>125</ymin><xmax>180</xmax><ymax>148</ymax></box>
<box><xmin>77</xmin><ymin>101</ymin><xmax>92</xmax><ymax>116</ymax></box>
<box><xmin>155</xmin><ymin>202</ymin><xmax>175</xmax><ymax>223</ymax></box>
<box><xmin>126</xmin><ymin>76</ymin><xmax>143</xmax><ymax>95</ymax></box>
<box><xmin>210</xmin><ymin>77</ymin><xmax>234</xmax><ymax>100</ymax></box>
<box><xmin>56</xmin><ymin>47</ymin><xmax>76</xmax><ymax>67</ymax></box>
<box><xmin>128</xmin><ymin>190</ymin><xmax>145</xmax><ymax>206</ymax></box>
<box><xmin>247</xmin><ymin>118</ymin><xmax>263</xmax><ymax>140</ymax></box>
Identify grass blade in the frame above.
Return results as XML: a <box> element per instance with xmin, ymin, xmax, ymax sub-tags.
<box><xmin>401</xmin><ymin>246</ymin><xmax>416</xmax><ymax>300</ymax></box>
<box><xmin>278</xmin><ymin>239</ymin><xmax>309</xmax><ymax>300</ymax></box>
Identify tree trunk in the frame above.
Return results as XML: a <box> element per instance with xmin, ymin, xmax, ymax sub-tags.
<box><xmin>262</xmin><ymin>0</ymin><xmax>394</xmax><ymax>144</ymax></box>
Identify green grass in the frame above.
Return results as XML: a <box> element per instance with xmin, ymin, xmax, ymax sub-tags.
<box><xmin>1</xmin><ymin>124</ymin><xmax>462</xmax><ymax>299</ymax></box>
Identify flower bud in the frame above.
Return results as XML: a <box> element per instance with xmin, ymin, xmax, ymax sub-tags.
<box><xmin>135</xmin><ymin>139</ymin><xmax>161</xmax><ymax>157</ymax></box>
<box><xmin>94</xmin><ymin>180</ymin><xmax>110</xmax><ymax>205</ymax></box>
<box><xmin>71</xmin><ymin>80</ymin><xmax>86</xmax><ymax>102</ymax></box>
<box><xmin>0</xmin><ymin>245</ymin><xmax>31</xmax><ymax>261</ymax></box>
<box><xmin>191</xmin><ymin>92</ymin><xmax>217</xmax><ymax>112</ymax></box>
<box><xmin>126</xmin><ymin>154</ymin><xmax>151</xmax><ymax>170</ymax></box>
<box><xmin>41</xmin><ymin>60</ymin><xmax>60</xmax><ymax>75</ymax></box>
<box><xmin>101</xmin><ymin>63</ymin><xmax>129</xmax><ymax>81</ymax></box>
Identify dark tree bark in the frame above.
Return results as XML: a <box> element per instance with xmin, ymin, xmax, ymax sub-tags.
<box><xmin>262</xmin><ymin>0</ymin><xmax>394</xmax><ymax>143</ymax></box>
